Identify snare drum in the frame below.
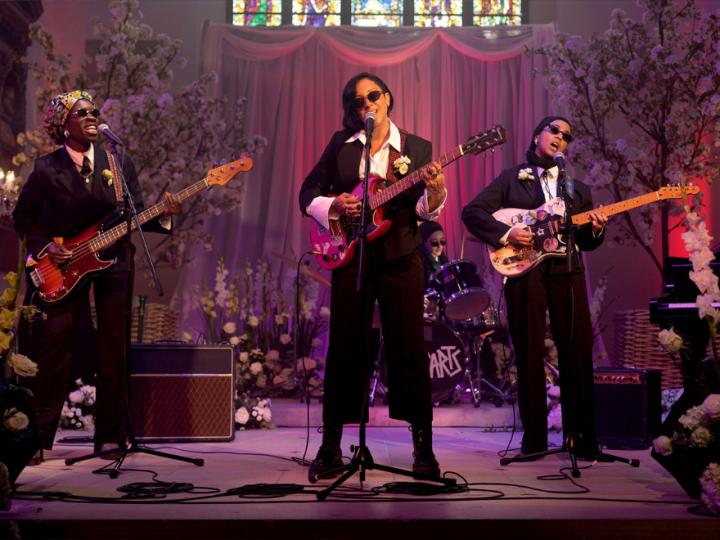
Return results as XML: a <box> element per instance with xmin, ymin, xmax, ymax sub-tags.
<box><xmin>431</xmin><ymin>259</ymin><xmax>490</xmax><ymax>321</ymax></box>
<box><xmin>378</xmin><ymin>320</ymin><xmax>467</xmax><ymax>404</ymax></box>
<box><xmin>450</xmin><ymin>302</ymin><xmax>500</xmax><ymax>335</ymax></box>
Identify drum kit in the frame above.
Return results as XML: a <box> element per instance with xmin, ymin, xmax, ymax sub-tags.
<box><xmin>370</xmin><ymin>258</ymin><xmax>515</xmax><ymax>408</ymax></box>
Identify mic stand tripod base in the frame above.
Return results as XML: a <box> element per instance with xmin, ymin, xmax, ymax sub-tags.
<box><xmin>65</xmin><ymin>441</ymin><xmax>205</xmax><ymax>479</ymax></box>
<box><xmin>314</xmin><ymin>444</ymin><xmax>456</xmax><ymax>501</ymax></box>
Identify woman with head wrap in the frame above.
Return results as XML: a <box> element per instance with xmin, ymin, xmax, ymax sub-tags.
<box><xmin>461</xmin><ymin>116</ymin><xmax>608</xmax><ymax>459</ymax></box>
<box><xmin>11</xmin><ymin>90</ymin><xmax>180</xmax><ymax>482</ymax></box>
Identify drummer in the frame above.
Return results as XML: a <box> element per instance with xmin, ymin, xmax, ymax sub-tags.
<box><xmin>418</xmin><ymin>221</ymin><xmax>449</xmax><ymax>288</ymax></box>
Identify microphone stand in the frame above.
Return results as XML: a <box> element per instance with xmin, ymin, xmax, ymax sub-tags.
<box><xmin>500</xmin><ymin>164</ymin><xmax>639</xmax><ymax>477</ymax></box>
<box><xmin>65</xmin><ymin>139</ymin><xmax>204</xmax><ymax>477</ymax></box>
<box><xmin>315</xmin><ymin>122</ymin><xmax>455</xmax><ymax>500</ymax></box>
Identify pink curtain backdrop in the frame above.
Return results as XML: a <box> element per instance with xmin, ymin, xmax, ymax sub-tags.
<box><xmin>176</xmin><ymin>22</ymin><xmax>607</xmax><ymax>361</ymax></box>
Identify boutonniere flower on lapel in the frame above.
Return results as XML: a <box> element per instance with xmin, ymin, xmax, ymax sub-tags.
<box><xmin>102</xmin><ymin>169</ymin><xmax>113</xmax><ymax>187</ymax></box>
<box><xmin>393</xmin><ymin>155</ymin><xmax>411</xmax><ymax>176</ymax></box>
<box><xmin>517</xmin><ymin>167</ymin><xmax>534</xmax><ymax>181</ymax></box>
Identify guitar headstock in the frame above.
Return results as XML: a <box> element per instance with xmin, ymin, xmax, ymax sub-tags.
<box><xmin>207</xmin><ymin>156</ymin><xmax>254</xmax><ymax>186</ymax></box>
<box><xmin>657</xmin><ymin>184</ymin><xmax>701</xmax><ymax>200</ymax></box>
<box><xmin>463</xmin><ymin>125</ymin><xmax>508</xmax><ymax>155</ymax></box>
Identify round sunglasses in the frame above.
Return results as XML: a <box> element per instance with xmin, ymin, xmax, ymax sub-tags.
<box><xmin>71</xmin><ymin>108</ymin><xmax>101</xmax><ymax>119</ymax></box>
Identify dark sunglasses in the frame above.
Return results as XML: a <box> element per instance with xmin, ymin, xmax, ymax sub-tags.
<box><xmin>72</xmin><ymin>108</ymin><xmax>101</xmax><ymax>119</ymax></box>
<box><xmin>545</xmin><ymin>124</ymin><xmax>573</xmax><ymax>143</ymax></box>
<box><xmin>430</xmin><ymin>240</ymin><xmax>446</xmax><ymax>248</ymax></box>
<box><xmin>353</xmin><ymin>90</ymin><xmax>384</xmax><ymax>110</ymax></box>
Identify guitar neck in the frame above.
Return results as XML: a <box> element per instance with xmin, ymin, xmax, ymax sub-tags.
<box><xmin>92</xmin><ymin>177</ymin><xmax>211</xmax><ymax>251</ymax></box>
<box><xmin>369</xmin><ymin>146</ymin><xmax>464</xmax><ymax>210</ymax></box>
<box><xmin>572</xmin><ymin>190</ymin><xmax>664</xmax><ymax>226</ymax></box>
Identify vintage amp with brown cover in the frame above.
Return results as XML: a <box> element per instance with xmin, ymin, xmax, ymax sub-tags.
<box><xmin>129</xmin><ymin>344</ymin><xmax>235</xmax><ymax>442</ymax></box>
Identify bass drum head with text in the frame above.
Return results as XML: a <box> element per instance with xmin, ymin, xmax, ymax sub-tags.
<box><xmin>378</xmin><ymin>320</ymin><xmax>467</xmax><ymax>404</ymax></box>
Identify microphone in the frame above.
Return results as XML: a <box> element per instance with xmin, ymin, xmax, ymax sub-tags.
<box><xmin>363</xmin><ymin>111</ymin><xmax>376</xmax><ymax>140</ymax></box>
<box><xmin>98</xmin><ymin>123</ymin><xmax>125</xmax><ymax>146</ymax></box>
<box><xmin>553</xmin><ymin>151</ymin><xmax>573</xmax><ymax>199</ymax></box>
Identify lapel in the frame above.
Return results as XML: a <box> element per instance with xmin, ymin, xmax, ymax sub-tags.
<box><xmin>515</xmin><ymin>164</ymin><xmax>545</xmax><ymax>208</ymax></box>
<box><xmin>337</xmin><ymin>140</ymin><xmax>364</xmax><ymax>189</ymax></box>
<box><xmin>51</xmin><ymin>147</ymin><xmax>87</xmax><ymax>194</ymax></box>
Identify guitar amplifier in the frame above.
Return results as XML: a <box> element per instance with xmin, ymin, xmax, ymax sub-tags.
<box><xmin>594</xmin><ymin>368</ymin><xmax>662</xmax><ymax>450</ymax></box>
<box><xmin>129</xmin><ymin>344</ymin><xmax>235</xmax><ymax>442</ymax></box>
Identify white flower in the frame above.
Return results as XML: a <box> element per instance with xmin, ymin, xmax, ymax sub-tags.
<box><xmin>690</xmin><ymin>426</ymin><xmax>714</xmax><ymax>447</ymax></box>
<box><xmin>279</xmin><ymin>333</ymin><xmax>292</xmax><ymax>345</ymax></box>
<box><xmin>274</xmin><ymin>314</ymin><xmax>285</xmax><ymax>325</ymax></box>
<box><xmin>319</xmin><ymin>306</ymin><xmax>331</xmax><ymax>318</ymax></box>
<box><xmin>229</xmin><ymin>336</ymin><xmax>240</xmax><ymax>346</ymax></box>
<box><xmin>247</xmin><ymin>315</ymin><xmax>259</xmax><ymax>327</ymax></box>
<box><xmin>239</xmin><ymin>352</ymin><xmax>249</xmax><ymax>363</ymax></box>
<box><xmin>297</xmin><ymin>357</ymin><xmax>317</xmax><ymax>371</ymax></box>
<box><xmin>235</xmin><ymin>406</ymin><xmax>250</xmax><ymax>425</ymax></box>
<box><xmin>517</xmin><ymin>167</ymin><xmax>534</xmax><ymax>181</ymax></box>
<box><xmin>181</xmin><ymin>331</ymin><xmax>193</xmax><ymax>343</ymax></box>
<box><xmin>261</xmin><ymin>408</ymin><xmax>272</xmax><ymax>423</ymax></box>
<box><xmin>3</xmin><ymin>408</ymin><xmax>29</xmax><ymax>431</ymax></box>
<box><xmin>223</xmin><ymin>321</ymin><xmax>237</xmax><ymax>334</ymax></box>
<box><xmin>68</xmin><ymin>390</ymin><xmax>85</xmax><ymax>405</ymax></box>
<box><xmin>249</xmin><ymin>361</ymin><xmax>263</xmax><ymax>375</ymax></box>
<box><xmin>658</xmin><ymin>327</ymin><xmax>684</xmax><ymax>353</ymax></box>
<box><xmin>652</xmin><ymin>435</ymin><xmax>673</xmax><ymax>456</ymax></box>
<box><xmin>8</xmin><ymin>353</ymin><xmax>38</xmax><ymax>377</ymax></box>
<box><xmin>265</xmin><ymin>349</ymin><xmax>280</xmax><ymax>362</ymax></box>
<box><xmin>678</xmin><ymin>406</ymin><xmax>705</xmax><ymax>431</ymax></box>
<box><xmin>393</xmin><ymin>155</ymin><xmax>411</xmax><ymax>175</ymax></box>
<box><xmin>701</xmin><ymin>394</ymin><xmax>720</xmax><ymax>420</ymax></box>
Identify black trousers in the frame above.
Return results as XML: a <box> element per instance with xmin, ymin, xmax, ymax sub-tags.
<box><xmin>323</xmin><ymin>248</ymin><xmax>433</xmax><ymax>427</ymax></box>
<box><xmin>22</xmin><ymin>263</ymin><xmax>132</xmax><ymax>450</ymax></box>
<box><xmin>504</xmin><ymin>261</ymin><xmax>597</xmax><ymax>451</ymax></box>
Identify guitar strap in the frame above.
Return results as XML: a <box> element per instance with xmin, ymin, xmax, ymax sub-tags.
<box><xmin>384</xmin><ymin>129</ymin><xmax>408</xmax><ymax>184</ymax></box>
<box><xmin>105</xmin><ymin>149</ymin><xmax>124</xmax><ymax>203</ymax></box>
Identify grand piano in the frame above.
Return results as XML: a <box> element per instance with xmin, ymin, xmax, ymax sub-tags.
<box><xmin>649</xmin><ymin>244</ymin><xmax>719</xmax><ymax>498</ymax></box>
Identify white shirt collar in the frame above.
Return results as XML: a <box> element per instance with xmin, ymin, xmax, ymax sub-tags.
<box><xmin>537</xmin><ymin>165</ymin><xmax>558</xmax><ymax>182</ymax></box>
<box><xmin>65</xmin><ymin>142</ymin><xmax>95</xmax><ymax>169</ymax></box>
<box><xmin>345</xmin><ymin>119</ymin><xmax>401</xmax><ymax>152</ymax></box>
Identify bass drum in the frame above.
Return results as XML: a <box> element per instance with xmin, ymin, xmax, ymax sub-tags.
<box><xmin>378</xmin><ymin>320</ymin><xmax>467</xmax><ymax>404</ymax></box>
<box><xmin>431</xmin><ymin>259</ymin><xmax>491</xmax><ymax>321</ymax></box>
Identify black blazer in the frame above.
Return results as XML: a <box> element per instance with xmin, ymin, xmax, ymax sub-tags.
<box><xmin>13</xmin><ymin>145</ymin><xmax>168</xmax><ymax>264</ymax></box>
<box><xmin>299</xmin><ymin>128</ymin><xmax>432</xmax><ymax>262</ymax></box>
<box><xmin>462</xmin><ymin>164</ymin><xmax>604</xmax><ymax>269</ymax></box>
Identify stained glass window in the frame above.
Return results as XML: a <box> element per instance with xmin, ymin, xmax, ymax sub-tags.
<box><xmin>292</xmin><ymin>0</ymin><xmax>341</xmax><ymax>26</ymax></box>
<box><xmin>231</xmin><ymin>0</ymin><xmax>282</xmax><ymax>26</ymax></box>
<box><xmin>351</xmin><ymin>0</ymin><xmax>403</xmax><ymax>28</ymax></box>
<box><xmin>474</xmin><ymin>0</ymin><xmax>522</xmax><ymax>26</ymax></box>
<box><xmin>230</xmin><ymin>0</ymin><xmax>524</xmax><ymax>27</ymax></box>
<box><xmin>415</xmin><ymin>1</ymin><xmax>463</xmax><ymax>28</ymax></box>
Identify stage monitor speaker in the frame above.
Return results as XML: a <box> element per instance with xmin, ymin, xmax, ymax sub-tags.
<box><xmin>130</xmin><ymin>344</ymin><xmax>235</xmax><ymax>442</ymax></box>
<box><xmin>594</xmin><ymin>368</ymin><xmax>661</xmax><ymax>450</ymax></box>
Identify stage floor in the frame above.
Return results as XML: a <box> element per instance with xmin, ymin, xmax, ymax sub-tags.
<box><xmin>5</xmin><ymin>421</ymin><xmax>717</xmax><ymax>539</ymax></box>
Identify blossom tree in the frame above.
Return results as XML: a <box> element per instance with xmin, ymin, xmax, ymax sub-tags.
<box><xmin>11</xmin><ymin>0</ymin><xmax>265</xmax><ymax>275</ymax></box>
<box><xmin>538</xmin><ymin>0</ymin><xmax>719</xmax><ymax>277</ymax></box>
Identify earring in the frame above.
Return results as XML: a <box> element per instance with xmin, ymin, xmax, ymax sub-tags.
<box><xmin>534</xmin><ymin>138</ymin><xmax>538</xmax><ymax>145</ymax></box>
<box><xmin>63</xmin><ymin>129</ymin><xmax>70</xmax><ymax>139</ymax></box>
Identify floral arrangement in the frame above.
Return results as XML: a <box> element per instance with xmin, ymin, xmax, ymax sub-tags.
<box><xmin>59</xmin><ymin>379</ymin><xmax>96</xmax><ymax>431</ymax></box>
<box><xmin>653</xmin><ymin>394</ymin><xmax>720</xmax><ymax>513</ymax></box>
<box><xmin>234</xmin><ymin>394</ymin><xmax>272</xmax><ymax>430</ymax></box>
<box><xmin>517</xmin><ymin>167</ymin><xmax>533</xmax><ymax>181</ymax></box>
<box><xmin>11</xmin><ymin>0</ymin><xmax>266</xmax><ymax>278</ymax></box>
<box><xmin>184</xmin><ymin>257</ymin><xmax>330</xmax><ymax>427</ymax></box>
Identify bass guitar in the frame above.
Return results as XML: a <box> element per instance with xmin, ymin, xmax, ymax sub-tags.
<box><xmin>310</xmin><ymin>125</ymin><xmax>508</xmax><ymax>271</ymax></box>
<box><xmin>28</xmin><ymin>157</ymin><xmax>253</xmax><ymax>303</ymax></box>
<box><xmin>487</xmin><ymin>184</ymin><xmax>700</xmax><ymax>277</ymax></box>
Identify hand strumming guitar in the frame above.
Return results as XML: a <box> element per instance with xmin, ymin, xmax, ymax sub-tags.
<box><xmin>47</xmin><ymin>242</ymin><xmax>73</xmax><ymax>265</ymax></box>
<box><xmin>330</xmin><ymin>192</ymin><xmax>362</xmax><ymax>220</ymax></box>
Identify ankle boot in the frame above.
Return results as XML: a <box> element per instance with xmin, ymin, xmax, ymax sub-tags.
<box><xmin>411</xmin><ymin>424</ymin><xmax>440</xmax><ymax>478</ymax></box>
<box><xmin>308</xmin><ymin>424</ymin><xmax>344</xmax><ymax>482</ymax></box>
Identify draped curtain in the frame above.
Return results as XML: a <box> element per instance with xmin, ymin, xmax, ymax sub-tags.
<box><xmin>176</xmin><ymin>22</ymin><xmax>572</xmax><ymax>338</ymax></box>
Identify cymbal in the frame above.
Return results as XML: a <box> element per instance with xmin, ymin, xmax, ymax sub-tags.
<box><xmin>271</xmin><ymin>252</ymin><xmax>331</xmax><ymax>287</ymax></box>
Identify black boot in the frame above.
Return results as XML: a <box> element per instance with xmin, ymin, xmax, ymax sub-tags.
<box><xmin>308</xmin><ymin>424</ymin><xmax>344</xmax><ymax>482</ymax></box>
<box><xmin>411</xmin><ymin>424</ymin><xmax>440</xmax><ymax>478</ymax></box>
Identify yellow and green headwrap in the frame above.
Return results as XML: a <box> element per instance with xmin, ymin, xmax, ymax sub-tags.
<box><xmin>43</xmin><ymin>90</ymin><xmax>95</xmax><ymax>144</ymax></box>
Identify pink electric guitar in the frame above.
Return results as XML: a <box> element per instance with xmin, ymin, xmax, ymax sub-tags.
<box><xmin>310</xmin><ymin>125</ymin><xmax>508</xmax><ymax>271</ymax></box>
<box><xmin>28</xmin><ymin>157</ymin><xmax>253</xmax><ymax>303</ymax></box>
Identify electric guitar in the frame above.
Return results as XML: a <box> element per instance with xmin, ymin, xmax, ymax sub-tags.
<box><xmin>487</xmin><ymin>184</ymin><xmax>700</xmax><ymax>277</ymax></box>
<box><xmin>310</xmin><ymin>125</ymin><xmax>508</xmax><ymax>271</ymax></box>
<box><xmin>28</xmin><ymin>157</ymin><xmax>254</xmax><ymax>303</ymax></box>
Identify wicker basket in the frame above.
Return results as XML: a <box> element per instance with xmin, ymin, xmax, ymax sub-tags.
<box><xmin>613</xmin><ymin>309</ymin><xmax>684</xmax><ymax>390</ymax></box>
<box><xmin>130</xmin><ymin>302</ymin><xmax>179</xmax><ymax>343</ymax></box>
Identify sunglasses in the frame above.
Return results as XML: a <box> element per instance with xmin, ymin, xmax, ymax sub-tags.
<box><xmin>353</xmin><ymin>90</ymin><xmax>384</xmax><ymax>110</ymax></box>
<box><xmin>430</xmin><ymin>240</ymin><xmax>446</xmax><ymax>248</ymax></box>
<box><xmin>545</xmin><ymin>124</ymin><xmax>573</xmax><ymax>143</ymax></box>
<box><xmin>72</xmin><ymin>108</ymin><xmax>101</xmax><ymax>119</ymax></box>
